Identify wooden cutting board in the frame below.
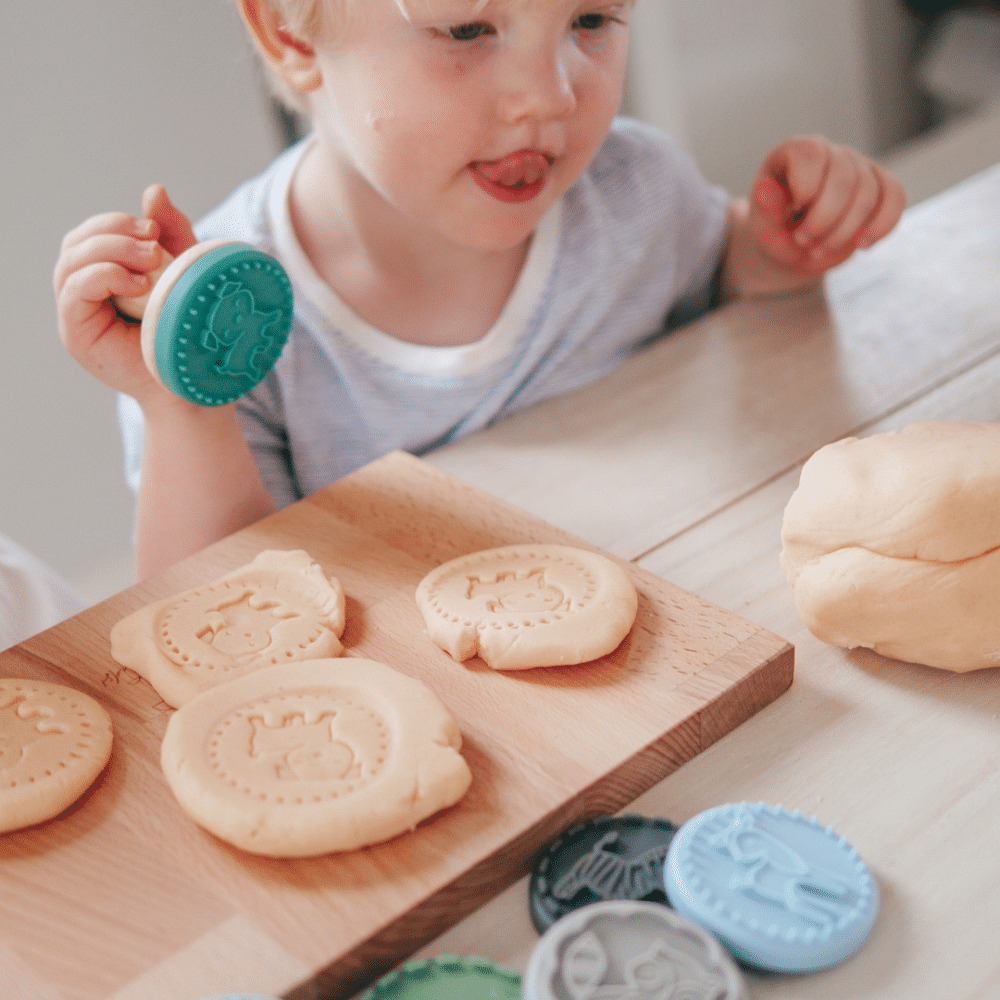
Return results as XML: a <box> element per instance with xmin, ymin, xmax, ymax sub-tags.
<box><xmin>0</xmin><ymin>452</ymin><xmax>792</xmax><ymax>1000</ymax></box>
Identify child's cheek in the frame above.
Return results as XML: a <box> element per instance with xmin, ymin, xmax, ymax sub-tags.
<box><xmin>365</xmin><ymin>96</ymin><xmax>396</xmax><ymax>131</ymax></box>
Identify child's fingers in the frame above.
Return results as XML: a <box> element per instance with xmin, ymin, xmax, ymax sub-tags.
<box><xmin>54</xmin><ymin>231</ymin><xmax>164</xmax><ymax>298</ymax></box>
<box><xmin>788</xmin><ymin>145</ymin><xmax>869</xmax><ymax>248</ymax></box>
<box><xmin>56</xmin><ymin>261</ymin><xmax>160</xmax><ymax>399</ymax></box>
<box><xmin>58</xmin><ymin>260</ymin><xmax>150</xmax><ymax>335</ymax></box>
<box><xmin>140</xmin><ymin>183</ymin><xmax>197</xmax><ymax>257</ymax></box>
<box><xmin>804</xmin><ymin>156</ymin><xmax>883</xmax><ymax>256</ymax></box>
<box><xmin>760</xmin><ymin>136</ymin><xmax>831</xmax><ymax>215</ymax></box>
<box><xmin>751</xmin><ymin>175</ymin><xmax>790</xmax><ymax>214</ymax></box>
<box><xmin>58</xmin><ymin>211</ymin><xmax>156</xmax><ymax>256</ymax></box>
<box><xmin>854</xmin><ymin>170</ymin><xmax>907</xmax><ymax>248</ymax></box>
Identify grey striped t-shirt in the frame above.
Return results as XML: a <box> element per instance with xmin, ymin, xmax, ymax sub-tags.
<box><xmin>119</xmin><ymin>117</ymin><xmax>728</xmax><ymax>508</ymax></box>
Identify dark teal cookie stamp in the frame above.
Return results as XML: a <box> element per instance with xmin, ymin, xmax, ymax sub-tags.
<box><xmin>154</xmin><ymin>243</ymin><xmax>292</xmax><ymax>406</ymax></box>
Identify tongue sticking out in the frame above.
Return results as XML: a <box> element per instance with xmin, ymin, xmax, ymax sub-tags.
<box><xmin>476</xmin><ymin>150</ymin><xmax>551</xmax><ymax>189</ymax></box>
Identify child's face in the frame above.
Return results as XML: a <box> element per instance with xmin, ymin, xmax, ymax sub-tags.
<box><xmin>306</xmin><ymin>0</ymin><xmax>632</xmax><ymax>253</ymax></box>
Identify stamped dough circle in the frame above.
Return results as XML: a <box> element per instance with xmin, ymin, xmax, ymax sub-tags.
<box><xmin>415</xmin><ymin>544</ymin><xmax>638</xmax><ymax>670</ymax></box>
<box><xmin>160</xmin><ymin>659</ymin><xmax>472</xmax><ymax>856</ymax></box>
<box><xmin>0</xmin><ymin>679</ymin><xmax>113</xmax><ymax>833</ymax></box>
<box><xmin>110</xmin><ymin>550</ymin><xmax>347</xmax><ymax>708</ymax></box>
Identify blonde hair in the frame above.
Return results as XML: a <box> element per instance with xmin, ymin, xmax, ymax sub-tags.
<box><xmin>247</xmin><ymin>0</ymin><xmax>386</xmax><ymax>114</ymax></box>
<box><xmin>261</xmin><ymin>0</ymin><xmax>429</xmax><ymax>41</ymax></box>
<box><xmin>263</xmin><ymin>0</ymin><xmax>328</xmax><ymax>43</ymax></box>
<box><xmin>255</xmin><ymin>0</ymin><xmax>491</xmax><ymax>43</ymax></box>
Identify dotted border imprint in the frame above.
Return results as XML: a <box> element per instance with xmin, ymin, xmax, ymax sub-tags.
<box><xmin>163</xmin><ymin>252</ymin><xmax>291</xmax><ymax>406</ymax></box>
<box><xmin>420</xmin><ymin>546</ymin><xmax>603</xmax><ymax>633</ymax></box>
<box><xmin>154</xmin><ymin>575</ymin><xmax>343</xmax><ymax>674</ymax></box>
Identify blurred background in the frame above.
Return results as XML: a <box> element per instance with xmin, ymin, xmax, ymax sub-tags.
<box><xmin>2</xmin><ymin>0</ymin><xmax>998</xmax><ymax>607</ymax></box>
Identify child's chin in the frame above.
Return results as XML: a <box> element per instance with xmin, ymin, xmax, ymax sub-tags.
<box><xmin>463</xmin><ymin>204</ymin><xmax>553</xmax><ymax>251</ymax></box>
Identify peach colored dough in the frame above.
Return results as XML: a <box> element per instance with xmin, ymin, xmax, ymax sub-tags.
<box><xmin>160</xmin><ymin>659</ymin><xmax>472</xmax><ymax>856</ymax></box>
<box><xmin>0</xmin><ymin>679</ymin><xmax>113</xmax><ymax>833</ymax></box>
<box><xmin>781</xmin><ymin>421</ymin><xmax>1000</xmax><ymax>671</ymax></box>
<box><xmin>416</xmin><ymin>544</ymin><xmax>638</xmax><ymax>670</ymax></box>
<box><xmin>111</xmin><ymin>550</ymin><xmax>346</xmax><ymax>707</ymax></box>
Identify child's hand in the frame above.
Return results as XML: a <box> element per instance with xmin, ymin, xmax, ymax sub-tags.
<box><xmin>54</xmin><ymin>184</ymin><xmax>197</xmax><ymax>407</ymax></box>
<box><xmin>747</xmin><ymin>136</ymin><xmax>906</xmax><ymax>277</ymax></box>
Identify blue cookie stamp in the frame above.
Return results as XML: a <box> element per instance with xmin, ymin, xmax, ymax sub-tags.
<box><xmin>127</xmin><ymin>239</ymin><xmax>293</xmax><ymax>406</ymax></box>
<box><xmin>664</xmin><ymin>802</ymin><xmax>879</xmax><ymax>973</ymax></box>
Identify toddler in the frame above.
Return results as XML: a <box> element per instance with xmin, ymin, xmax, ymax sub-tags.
<box><xmin>54</xmin><ymin>0</ymin><xmax>905</xmax><ymax>579</ymax></box>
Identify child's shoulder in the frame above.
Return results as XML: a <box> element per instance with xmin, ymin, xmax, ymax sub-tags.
<box><xmin>579</xmin><ymin>117</ymin><xmax>720</xmax><ymax>217</ymax></box>
<box><xmin>591</xmin><ymin>117</ymin><xmax>697</xmax><ymax>175</ymax></box>
<box><xmin>194</xmin><ymin>139</ymin><xmax>306</xmax><ymax>244</ymax></box>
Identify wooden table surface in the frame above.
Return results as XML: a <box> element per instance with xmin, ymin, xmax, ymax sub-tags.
<box><xmin>420</xmin><ymin>163</ymin><xmax>1000</xmax><ymax>999</ymax></box>
<box><xmin>4</xmin><ymin>163</ymin><xmax>999</xmax><ymax>1000</ymax></box>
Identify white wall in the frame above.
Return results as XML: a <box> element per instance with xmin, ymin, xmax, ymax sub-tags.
<box><xmin>626</xmin><ymin>0</ymin><xmax>924</xmax><ymax>195</ymax></box>
<box><xmin>1</xmin><ymin>1</ymin><xmax>282</xmax><ymax>601</ymax></box>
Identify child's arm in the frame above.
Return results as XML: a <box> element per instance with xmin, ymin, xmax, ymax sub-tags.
<box><xmin>720</xmin><ymin>136</ymin><xmax>906</xmax><ymax>300</ymax></box>
<box><xmin>132</xmin><ymin>394</ymin><xmax>277</xmax><ymax>579</ymax></box>
<box><xmin>54</xmin><ymin>185</ymin><xmax>277</xmax><ymax>579</ymax></box>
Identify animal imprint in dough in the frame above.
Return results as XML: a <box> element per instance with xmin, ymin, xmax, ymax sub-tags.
<box><xmin>160</xmin><ymin>659</ymin><xmax>472</xmax><ymax>856</ymax></box>
<box><xmin>416</xmin><ymin>544</ymin><xmax>638</xmax><ymax>670</ymax></box>
<box><xmin>110</xmin><ymin>550</ymin><xmax>346</xmax><ymax>707</ymax></box>
<box><xmin>0</xmin><ymin>679</ymin><xmax>113</xmax><ymax>833</ymax></box>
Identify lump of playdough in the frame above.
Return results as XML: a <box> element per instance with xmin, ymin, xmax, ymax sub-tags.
<box><xmin>416</xmin><ymin>544</ymin><xmax>638</xmax><ymax>670</ymax></box>
<box><xmin>0</xmin><ymin>679</ymin><xmax>113</xmax><ymax>833</ymax></box>
<box><xmin>111</xmin><ymin>550</ymin><xmax>346</xmax><ymax>707</ymax></box>
<box><xmin>781</xmin><ymin>421</ymin><xmax>1000</xmax><ymax>671</ymax></box>
<box><xmin>160</xmin><ymin>658</ymin><xmax>472</xmax><ymax>856</ymax></box>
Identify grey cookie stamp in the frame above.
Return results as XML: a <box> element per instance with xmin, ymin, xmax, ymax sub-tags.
<box><xmin>524</xmin><ymin>899</ymin><xmax>749</xmax><ymax>1000</ymax></box>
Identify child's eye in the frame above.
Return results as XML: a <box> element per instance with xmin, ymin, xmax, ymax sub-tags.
<box><xmin>443</xmin><ymin>21</ymin><xmax>494</xmax><ymax>41</ymax></box>
<box><xmin>573</xmin><ymin>8</ymin><xmax>628</xmax><ymax>30</ymax></box>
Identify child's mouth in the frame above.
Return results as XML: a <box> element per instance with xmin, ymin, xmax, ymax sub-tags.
<box><xmin>471</xmin><ymin>150</ymin><xmax>553</xmax><ymax>204</ymax></box>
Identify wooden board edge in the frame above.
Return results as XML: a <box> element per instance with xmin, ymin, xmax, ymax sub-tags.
<box><xmin>695</xmin><ymin>629</ymin><xmax>795</xmax><ymax>751</ymax></box>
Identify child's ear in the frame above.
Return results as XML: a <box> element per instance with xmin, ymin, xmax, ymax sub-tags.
<box><xmin>238</xmin><ymin>0</ymin><xmax>322</xmax><ymax>94</ymax></box>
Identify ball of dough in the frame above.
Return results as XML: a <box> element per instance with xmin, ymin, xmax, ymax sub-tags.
<box><xmin>780</xmin><ymin>421</ymin><xmax>1000</xmax><ymax>671</ymax></box>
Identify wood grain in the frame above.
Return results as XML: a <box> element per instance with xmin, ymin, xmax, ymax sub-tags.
<box><xmin>0</xmin><ymin>452</ymin><xmax>791</xmax><ymax>1000</ymax></box>
<box><xmin>427</xmin><ymin>166</ymin><xmax>1000</xmax><ymax>560</ymax></box>
<box><xmin>632</xmin><ymin>350</ymin><xmax>1000</xmax><ymax>998</ymax></box>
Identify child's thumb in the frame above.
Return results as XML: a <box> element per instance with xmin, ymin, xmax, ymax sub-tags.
<box><xmin>140</xmin><ymin>183</ymin><xmax>197</xmax><ymax>257</ymax></box>
<box><xmin>751</xmin><ymin>173</ymin><xmax>809</xmax><ymax>230</ymax></box>
<box><xmin>751</xmin><ymin>175</ymin><xmax>790</xmax><ymax>214</ymax></box>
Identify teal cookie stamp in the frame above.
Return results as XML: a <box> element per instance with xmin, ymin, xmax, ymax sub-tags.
<box><xmin>664</xmin><ymin>802</ymin><xmax>879</xmax><ymax>973</ymax></box>
<box><xmin>119</xmin><ymin>238</ymin><xmax>293</xmax><ymax>406</ymax></box>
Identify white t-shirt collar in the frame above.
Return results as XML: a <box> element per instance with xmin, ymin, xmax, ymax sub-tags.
<box><xmin>267</xmin><ymin>135</ymin><xmax>562</xmax><ymax>378</ymax></box>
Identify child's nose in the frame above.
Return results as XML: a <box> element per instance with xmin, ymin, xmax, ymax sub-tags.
<box><xmin>497</xmin><ymin>47</ymin><xmax>576</xmax><ymax>124</ymax></box>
